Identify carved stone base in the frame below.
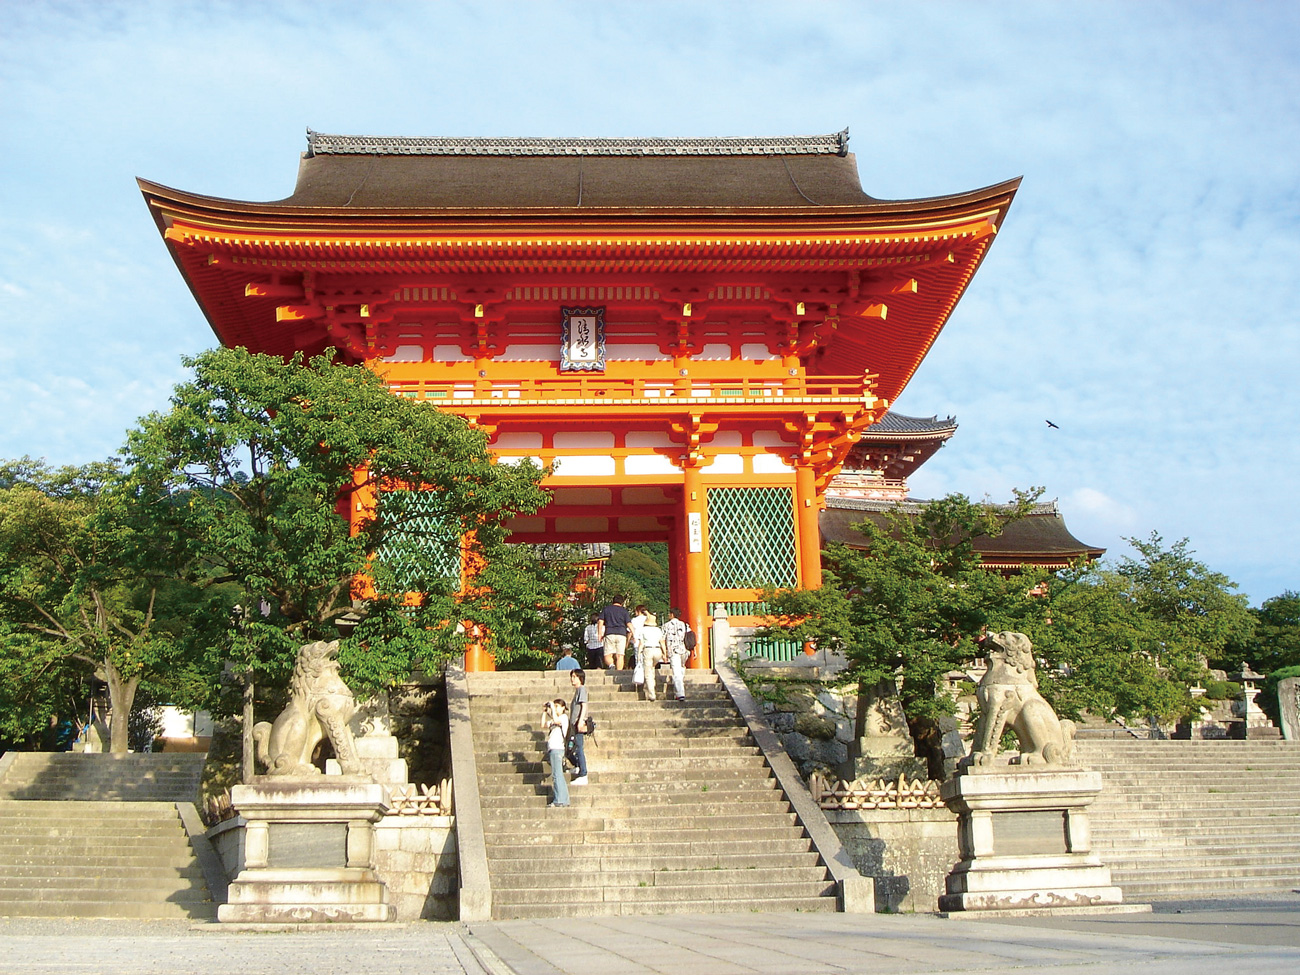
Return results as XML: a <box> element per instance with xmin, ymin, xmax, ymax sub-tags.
<box><xmin>219</xmin><ymin>867</ymin><xmax>395</xmax><ymax>923</ymax></box>
<box><xmin>217</xmin><ymin>780</ymin><xmax>395</xmax><ymax>924</ymax></box>
<box><xmin>939</xmin><ymin>768</ymin><xmax>1125</xmax><ymax>913</ymax></box>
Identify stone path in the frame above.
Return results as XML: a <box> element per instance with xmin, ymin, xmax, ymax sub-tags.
<box><xmin>0</xmin><ymin>919</ymin><xmax>487</xmax><ymax>975</ymax></box>
<box><xmin>467</xmin><ymin>897</ymin><xmax>1300</xmax><ymax>975</ymax></box>
<box><xmin>2</xmin><ymin>897</ymin><xmax>1299</xmax><ymax>975</ymax></box>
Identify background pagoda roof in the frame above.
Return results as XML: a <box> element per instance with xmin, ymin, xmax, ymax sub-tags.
<box><xmin>859</xmin><ymin>412</ymin><xmax>958</xmax><ymax>439</ymax></box>
<box><xmin>821</xmin><ymin>497</ymin><xmax>1105</xmax><ymax>569</ymax></box>
<box><xmin>839</xmin><ymin>412</ymin><xmax>957</xmax><ymax>479</ymax></box>
<box><xmin>282</xmin><ymin>129</ymin><xmax>879</xmax><ymax>210</ymax></box>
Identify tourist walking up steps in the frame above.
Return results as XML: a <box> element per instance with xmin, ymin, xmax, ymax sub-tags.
<box><xmin>582</xmin><ymin>613</ymin><xmax>604</xmax><ymax>669</ymax></box>
<box><xmin>629</xmin><ymin>604</ymin><xmax>649</xmax><ymax>684</ymax></box>
<box><xmin>567</xmin><ymin>669</ymin><xmax>590</xmax><ymax>786</ymax></box>
<box><xmin>542</xmin><ymin>699</ymin><xmax>570</xmax><ymax>807</ymax></box>
<box><xmin>597</xmin><ymin>596</ymin><xmax>631</xmax><ymax>670</ymax></box>
<box><xmin>635</xmin><ymin>613</ymin><xmax>666</xmax><ymax>701</ymax></box>
<box><xmin>661</xmin><ymin>607</ymin><xmax>695</xmax><ymax>701</ymax></box>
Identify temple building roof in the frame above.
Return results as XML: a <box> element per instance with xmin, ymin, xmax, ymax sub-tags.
<box><xmin>820</xmin><ymin>497</ymin><xmax>1105</xmax><ymax>570</ymax></box>
<box><xmin>143</xmin><ymin>128</ymin><xmax>1018</xmax><ymax>217</ymax></box>
<box><xmin>138</xmin><ymin>130</ymin><xmax>1019</xmax><ymax>408</ymax></box>
<box><xmin>279</xmin><ymin>129</ymin><xmax>873</xmax><ymax>210</ymax></box>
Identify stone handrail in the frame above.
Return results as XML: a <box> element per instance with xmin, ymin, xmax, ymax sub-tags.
<box><xmin>446</xmin><ymin>664</ymin><xmax>492</xmax><ymax>921</ymax></box>
<box><xmin>715</xmin><ymin>661</ymin><xmax>874</xmax><ymax>913</ymax></box>
<box><xmin>176</xmin><ymin>800</ymin><xmax>229</xmax><ymax>904</ymax></box>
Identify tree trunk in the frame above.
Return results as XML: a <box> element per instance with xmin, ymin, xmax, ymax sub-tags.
<box><xmin>242</xmin><ymin>671</ymin><xmax>255</xmax><ymax>784</ymax></box>
<box><xmin>103</xmin><ymin>664</ymin><xmax>140</xmax><ymax>755</ymax></box>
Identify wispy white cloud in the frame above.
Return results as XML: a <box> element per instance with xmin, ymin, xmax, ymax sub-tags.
<box><xmin>0</xmin><ymin>0</ymin><xmax>1296</xmax><ymax>602</ymax></box>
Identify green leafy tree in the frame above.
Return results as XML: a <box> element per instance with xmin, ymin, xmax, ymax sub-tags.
<box><xmin>762</xmin><ymin>493</ymin><xmax>1042</xmax><ymax>722</ymax></box>
<box><xmin>1119</xmin><ymin>533</ymin><xmax>1255</xmax><ymax>678</ymax></box>
<box><xmin>1227</xmin><ymin>590</ymin><xmax>1300</xmax><ymax>676</ymax></box>
<box><xmin>0</xmin><ymin>458</ymin><xmax>208</xmax><ymax>753</ymax></box>
<box><xmin>1001</xmin><ymin>534</ymin><xmax>1252</xmax><ymax>724</ymax></box>
<box><xmin>1026</xmin><ymin>567</ymin><xmax>1188</xmax><ymax>722</ymax></box>
<box><xmin>123</xmin><ymin>348</ymin><xmax>558</xmax><ymax>760</ymax></box>
<box><xmin>607</xmin><ymin>543</ymin><xmax>671</xmax><ymax>613</ymax></box>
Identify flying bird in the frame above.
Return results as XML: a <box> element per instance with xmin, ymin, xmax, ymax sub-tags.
<box><xmin>1045</xmin><ymin>420</ymin><xmax>1059</xmax><ymax>429</ymax></box>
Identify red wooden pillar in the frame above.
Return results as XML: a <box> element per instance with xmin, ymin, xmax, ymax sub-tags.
<box><xmin>794</xmin><ymin>464</ymin><xmax>823</xmax><ymax>591</ymax></box>
<box><xmin>682</xmin><ymin>465</ymin><xmax>710</xmax><ymax>669</ymax></box>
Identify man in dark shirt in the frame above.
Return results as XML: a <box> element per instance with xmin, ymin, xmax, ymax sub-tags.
<box><xmin>597</xmin><ymin>595</ymin><xmax>631</xmax><ymax>670</ymax></box>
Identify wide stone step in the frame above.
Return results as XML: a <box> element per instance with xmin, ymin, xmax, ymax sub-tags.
<box><xmin>480</xmin><ymin>756</ymin><xmax>769</xmax><ymax>776</ymax></box>
<box><xmin>487</xmin><ymin>836</ymin><xmax>816</xmax><ymax>860</ymax></box>
<box><xmin>0</xmin><ymin>873</ymin><xmax>210</xmax><ymax>894</ymax></box>
<box><xmin>479</xmin><ymin>744</ymin><xmax>759</xmax><ymax>763</ymax></box>
<box><xmin>0</xmin><ymin>826</ymin><xmax>189</xmax><ymax>842</ymax></box>
<box><xmin>1109</xmin><ymin>863</ymin><xmax>1300</xmax><ymax>885</ymax></box>
<box><xmin>0</xmin><ymin>839</ymin><xmax>196</xmax><ymax>857</ymax></box>
<box><xmin>493</xmin><ymin>877</ymin><xmax>835</xmax><ymax>905</ymax></box>
<box><xmin>1092</xmin><ymin>825</ymin><xmax>1300</xmax><ymax>843</ymax></box>
<box><xmin>479</xmin><ymin>785</ymin><xmax>771</xmax><ymax>803</ymax></box>
<box><xmin>1113</xmin><ymin>875</ymin><xmax>1300</xmax><ymax>898</ymax></box>
<box><xmin>483</xmin><ymin>799</ymin><xmax>792</xmax><ymax>821</ymax></box>
<box><xmin>483</xmin><ymin>811</ymin><xmax>795</xmax><ymax>832</ymax></box>
<box><xmin>473</xmin><ymin>718</ymin><xmax>746</xmax><ymax>734</ymax></box>
<box><xmin>0</xmin><ymin>852</ymin><xmax>200</xmax><ymax>869</ymax></box>
<box><xmin>492</xmin><ymin>893</ymin><xmax>836</xmax><ymax>919</ymax></box>
<box><xmin>490</xmin><ymin>863</ymin><xmax>831</xmax><ymax>890</ymax></box>
<box><xmin>0</xmin><ymin>897</ymin><xmax>216</xmax><ymax>919</ymax></box>
<box><xmin>0</xmin><ymin>755</ymin><xmax>206</xmax><ymax>802</ymax></box>
<box><xmin>484</xmin><ymin>823</ymin><xmax>807</xmax><ymax>846</ymax></box>
<box><xmin>0</xmin><ymin>863</ymin><xmax>206</xmax><ymax>880</ymax></box>
<box><xmin>487</xmin><ymin>849</ymin><xmax>825</xmax><ymax>874</ymax></box>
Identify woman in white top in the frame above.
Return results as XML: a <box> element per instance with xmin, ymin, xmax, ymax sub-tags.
<box><xmin>542</xmin><ymin>699</ymin><xmax>570</xmax><ymax>807</ymax></box>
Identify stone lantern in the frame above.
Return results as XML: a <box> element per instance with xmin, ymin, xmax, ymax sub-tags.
<box><xmin>1231</xmin><ymin>662</ymin><xmax>1280</xmax><ymax>740</ymax></box>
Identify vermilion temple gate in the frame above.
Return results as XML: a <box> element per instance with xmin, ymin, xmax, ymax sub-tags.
<box><xmin>142</xmin><ymin>130</ymin><xmax>1017</xmax><ymax>667</ymax></box>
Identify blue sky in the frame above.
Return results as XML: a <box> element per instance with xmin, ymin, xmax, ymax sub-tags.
<box><xmin>1</xmin><ymin>0</ymin><xmax>1297</xmax><ymax>605</ymax></box>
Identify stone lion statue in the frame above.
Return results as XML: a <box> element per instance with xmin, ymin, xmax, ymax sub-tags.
<box><xmin>967</xmin><ymin>631</ymin><xmax>1076</xmax><ymax>768</ymax></box>
<box><xmin>252</xmin><ymin>640</ymin><xmax>365</xmax><ymax>777</ymax></box>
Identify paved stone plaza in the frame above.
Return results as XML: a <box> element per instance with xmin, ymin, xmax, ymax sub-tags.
<box><xmin>2</xmin><ymin>897</ymin><xmax>1298</xmax><ymax>975</ymax></box>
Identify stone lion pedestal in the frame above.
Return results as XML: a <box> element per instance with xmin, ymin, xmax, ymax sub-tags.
<box><xmin>938</xmin><ymin>631</ymin><xmax>1131</xmax><ymax>914</ymax></box>
<box><xmin>219</xmin><ymin>640</ymin><xmax>397</xmax><ymax>924</ymax></box>
<box><xmin>938</xmin><ymin>767</ymin><xmax>1123</xmax><ymax>912</ymax></box>
<box><xmin>218</xmin><ymin>779</ymin><xmax>395</xmax><ymax>924</ymax></box>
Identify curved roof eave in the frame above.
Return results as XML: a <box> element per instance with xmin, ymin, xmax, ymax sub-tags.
<box><xmin>137</xmin><ymin>176</ymin><xmax>1022</xmax><ymax>228</ymax></box>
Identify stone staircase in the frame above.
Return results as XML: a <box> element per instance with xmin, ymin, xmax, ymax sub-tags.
<box><xmin>468</xmin><ymin>669</ymin><xmax>838</xmax><ymax>919</ymax></box>
<box><xmin>1078</xmin><ymin>739</ymin><xmax>1300</xmax><ymax>900</ymax></box>
<box><xmin>0</xmin><ymin>753</ymin><xmax>215</xmax><ymax>919</ymax></box>
<box><xmin>0</xmin><ymin>752</ymin><xmax>206</xmax><ymax>802</ymax></box>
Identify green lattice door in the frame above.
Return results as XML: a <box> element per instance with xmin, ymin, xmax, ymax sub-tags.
<box><xmin>373</xmin><ymin>489</ymin><xmax>462</xmax><ymax>591</ymax></box>
<box><xmin>706</xmin><ymin>487</ymin><xmax>797</xmax><ymax>589</ymax></box>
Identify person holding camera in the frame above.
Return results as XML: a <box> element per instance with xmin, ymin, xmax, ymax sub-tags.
<box><xmin>542</xmin><ymin>698</ymin><xmax>570</xmax><ymax>808</ymax></box>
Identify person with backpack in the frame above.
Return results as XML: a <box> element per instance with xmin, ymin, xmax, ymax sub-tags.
<box><xmin>661</xmin><ymin>607</ymin><xmax>696</xmax><ymax>701</ymax></box>
<box><xmin>566</xmin><ymin>668</ymin><xmax>591</xmax><ymax>786</ymax></box>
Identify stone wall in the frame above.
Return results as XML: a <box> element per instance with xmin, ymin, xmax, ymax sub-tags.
<box><xmin>748</xmin><ymin>667</ymin><xmax>856</xmax><ymax>779</ymax></box>
<box><xmin>826</xmin><ymin>808</ymin><xmax>958</xmax><ymax>914</ymax></box>
<box><xmin>391</xmin><ymin>678</ymin><xmax>450</xmax><ymax>788</ymax></box>
<box><xmin>372</xmin><ymin>816</ymin><xmax>458</xmax><ymax>920</ymax></box>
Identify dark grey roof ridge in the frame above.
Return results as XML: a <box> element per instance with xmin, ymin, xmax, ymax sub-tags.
<box><xmin>305</xmin><ymin>128</ymin><xmax>850</xmax><ymax>158</ymax></box>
